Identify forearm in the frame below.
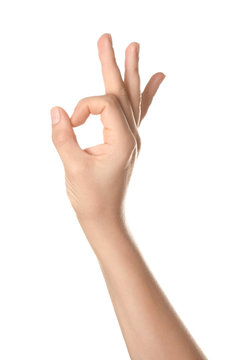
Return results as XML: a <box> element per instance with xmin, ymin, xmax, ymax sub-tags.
<box><xmin>79</xmin><ymin>215</ymin><xmax>207</xmax><ymax>360</ymax></box>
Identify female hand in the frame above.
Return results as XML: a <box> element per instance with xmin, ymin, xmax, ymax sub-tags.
<box><xmin>51</xmin><ymin>33</ymin><xmax>165</xmax><ymax>224</ymax></box>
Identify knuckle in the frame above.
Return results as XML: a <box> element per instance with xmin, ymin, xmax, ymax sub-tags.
<box><xmin>67</xmin><ymin>163</ymin><xmax>81</xmax><ymax>178</ymax></box>
<box><xmin>135</xmin><ymin>132</ymin><xmax>142</xmax><ymax>152</ymax></box>
<box><xmin>52</xmin><ymin>131</ymin><xmax>70</xmax><ymax>148</ymax></box>
<box><xmin>105</xmin><ymin>87</ymin><xmax>127</xmax><ymax>105</ymax></box>
<box><xmin>118</xmin><ymin>135</ymin><xmax>137</xmax><ymax>166</ymax></box>
<box><xmin>66</xmin><ymin>158</ymin><xmax>87</xmax><ymax>178</ymax></box>
<box><xmin>124</xmin><ymin>133</ymin><xmax>137</xmax><ymax>153</ymax></box>
<box><xmin>126</xmin><ymin>64</ymin><xmax>139</xmax><ymax>74</ymax></box>
<box><xmin>118</xmin><ymin>85</ymin><xmax>127</xmax><ymax>97</ymax></box>
<box><xmin>137</xmin><ymin>139</ymin><xmax>142</xmax><ymax>154</ymax></box>
<box><xmin>105</xmin><ymin>93</ymin><xmax>119</xmax><ymax>105</ymax></box>
<box><xmin>130</xmin><ymin>134</ymin><xmax>137</xmax><ymax>150</ymax></box>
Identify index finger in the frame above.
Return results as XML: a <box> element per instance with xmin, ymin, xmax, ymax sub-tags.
<box><xmin>70</xmin><ymin>94</ymin><xmax>131</xmax><ymax>146</ymax></box>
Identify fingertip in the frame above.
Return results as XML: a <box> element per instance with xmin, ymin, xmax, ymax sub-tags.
<box><xmin>107</xmin><ymin>33</ymin><xmax>112</xmax><ymax>45</ymax></box>
<box><xmin>151</xmin><ymin>73</ymin><xmax>166</xmax><ymax>91</ymax></box>
<box><xmin>126</xmin><ymin>41</ymin><xmax>139</xmax><ymax>53</ymax></box>
<box><xmin>51</xmin><ymin>106</ymin><xmax>71</xmax><ymax>127</ymax></box>
<box><xmin>50</xmin><ymin>106</ymin><xmax>58</xmax><ymax>116</ymax></box>
<box><xmin>157</xmin><ymin>72</ymin><xmax>166</xmax><ymax>81</ymax></box>
<box><xmin>50</xmin><ymin>106</ymin><xmax>61</xmax><ymax>125</ymax></box>
<box><xmin>97</xmin><ymin>33</ymin><xmax>112</xmax><ymax>48</ymax></box>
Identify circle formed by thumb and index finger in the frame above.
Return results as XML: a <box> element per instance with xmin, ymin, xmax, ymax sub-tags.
<box><xmin>70</xmin><ymin>94</ymin><xmax>131</xmax><ymax>144</ymax></box>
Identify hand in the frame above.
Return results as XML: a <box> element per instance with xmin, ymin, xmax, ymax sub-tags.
<box><xmin>51</xmin><ymin>33</ymin><xmax>165</xmax><ymax>224</ymax></box>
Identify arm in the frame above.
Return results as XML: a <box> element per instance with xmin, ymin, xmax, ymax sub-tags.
<box><xmin>51</xmin><ymin>33</ymin><xmax>207</xmax><ymax>359</ymax></box>
<box><xmin>80</xmin><ymin>216</ymin><xmax>206</xmax><ymax>360</ymax></box>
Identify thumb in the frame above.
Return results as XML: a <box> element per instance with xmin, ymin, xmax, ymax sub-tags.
<box><xmin>51</xmin><ymin>106</ymin><xmax>85</xmax><ymax>170</ymax></box>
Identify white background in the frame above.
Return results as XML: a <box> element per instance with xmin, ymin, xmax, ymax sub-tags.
<box><xmin>0</xmin><ymin>0</ymin><xmax>240</xmax><ymax>359</ymax></box>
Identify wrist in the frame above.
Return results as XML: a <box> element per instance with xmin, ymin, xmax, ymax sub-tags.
<box><xmin>76</xmin><ymin>210</ymin><xmax>132</xmax><ymax>259</ymax></box>
<box><xmin>76</xmin><ymin>206</ymin><xmax>126</xmax><ymax>231</ymax></box>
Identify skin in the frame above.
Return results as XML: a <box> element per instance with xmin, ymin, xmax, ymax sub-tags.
<box><xmin>50</xmin><ymin>33</ymin><xmax>207</xmax><ymax>360</ymax></box>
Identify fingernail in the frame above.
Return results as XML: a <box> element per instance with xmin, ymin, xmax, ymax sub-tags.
<box><xmin>51</xmin><ymin>107</ymin><xmax>60</xmax><ymax>125</ymax></box>
<box><xmin>107</xmin><ymin>33</ymin><xmax>112</xmax><ymax>45</ymax></box>
<box><xmin>136</xmin><ymin>42</ymin><xmax>140</xmax><ymax>56</ymax></box>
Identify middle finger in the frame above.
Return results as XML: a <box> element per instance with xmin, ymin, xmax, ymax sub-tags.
<box><xmin>97</xmin><ymin>33</ymin><xmax>137</xmax><ymax>135</ymax></box>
